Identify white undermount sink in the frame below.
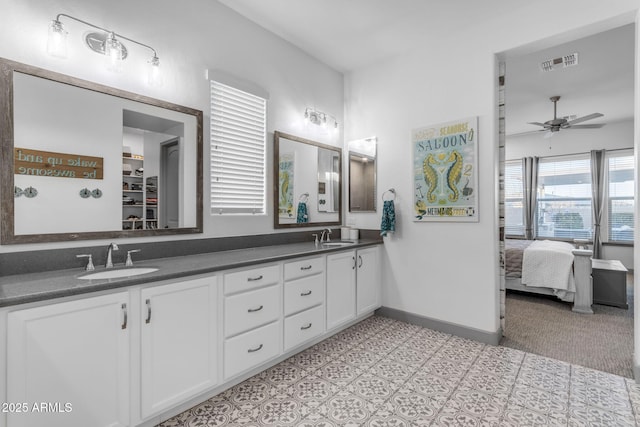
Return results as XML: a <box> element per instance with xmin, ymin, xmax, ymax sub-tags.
<box><xmin>79</xmin><ymin>267</ymin><xmax>158</xmax><ymax>280</ymax></box>
<box><xmin>322</xmin><ymin>241</ymin><xmax>356</xmax><ymax>247</ymax></box>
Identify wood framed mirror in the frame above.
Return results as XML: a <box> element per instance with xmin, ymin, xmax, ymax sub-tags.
<box><xmin>0</xmin><ymin>58</ymin><xmax>203</xmax><ymax>244</ymax></box>
<box><xmin>273</xmin><ymin>131</ymin><xmax>342</xmax><ymax>228</ymax></box>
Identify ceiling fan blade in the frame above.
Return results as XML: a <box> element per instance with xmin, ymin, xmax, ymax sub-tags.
<box><xmin>509</xmin><ymin>129</ymin><xmax>545</xmax><ymax>137</ymax></box>
<box><xmin>566</xmin><ymin>123</ymin><xmax>606</xmax><ymax>129</ymax></box>
<box><xmin>527</xmin><ymin>121</ymin><xmax>547</xmax><ymax>127</ymax></box>
<box><xmin>566</xmin><ymin>113</ymin><xmax>603</xmax><ymax>126</ymax></box>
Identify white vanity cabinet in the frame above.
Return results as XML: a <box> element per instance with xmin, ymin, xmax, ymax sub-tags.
<box><xmin>326</xmin><ymin>250</ymin><xmax>357</xmax><ymax>330</ymax></box>
<box><xmin>283</xmin><ymin>256</ymin><xmax>325</xmax><ymax>351</ymax></box>
<box><xmin>355</xmin><ymin>246</ymin><xmax>381</xmax><ymax>315</ymax></box>
<box><xmin>326</xmin><ymin>246</ymin><xmax>381</xmax><ymax>331</ymax></box>
<box><xmin>223</xmin><ymin>264</ymin><xmax>282</xmax><ymax>380</ymax></box>
<box><xmin>7</xmin><ymin>292</ymin><xmax>130</xmax><ymax>427</ymax></box>
<box><xmin>140</xmin><ymin>277</ymin><xmax>218</xmax><ymax>419</ymax></box>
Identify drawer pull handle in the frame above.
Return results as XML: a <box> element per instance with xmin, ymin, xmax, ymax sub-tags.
<box><xmin>301</xmin><ymin>323</ymin><xmax>312</xmax><ymax>330</ymax></box>
<box><xmin>145</xmin><ymin>299</ymin><xmax>152</xmax><ymax>324</ymax></box>
<box><xmin>301</xmin><ymin>290</ymin><xmax>312</xmax><ymax>296</ymax></box>
<box><xmin>121</xmin><ymin>303</ymin><xmax>128</xmax><ymax>330</ymax></box>
<box><xmin>300</xmin><ymin>265</ymin><xmax>312</xmax><ymax>270</ymax></box>
<box><xmin>248</xmin><ymin>344</ymin><xmax>263</xmax><ymax>353</ymax></box>
<box><xmin>352</xmin><ymin>256</ymin><xmax>356</xmax><ymax>269</ymax></box>
<box><xmin>248</xmin><ymin>305</ymin><xmax>264</xmax><ymax>313</ymax></box>
<box><xmin>247</xmin><ymin>275</ymin><xmax>263</xmax><ymax>282</ymax></box>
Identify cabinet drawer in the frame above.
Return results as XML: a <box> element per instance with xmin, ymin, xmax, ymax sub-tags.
<box><xmin>224</xmin><ymin>264</ymin><xmax>280</xmax><ymax>295</ymax></box>
<box><xmin>284</xmin><ymin>274</ymin><xmax>325</xmax><ymax>316</ymax></box>
<box><xmin>284</xmin><ymin>305</ymin><xmax>325</xmax><ymax>351</ymax></box>
<box><xmin>224</xmin><ymin>321</ymin><xmax>281</xmax><ymax>379</ymax></box>
<box><xmin>224</xmin><ymin>284</ymin><xmax>281</xmax><ymax>337</ymax></box>
<box><xmin>284</xmin><ymin>256</ymin><xmax>324</xmax><ymax>281</ymax></box>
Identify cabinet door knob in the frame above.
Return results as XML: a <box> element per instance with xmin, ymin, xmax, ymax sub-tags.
<box><xmin>145</xmin><ymin>298</ymin><xmax>152</xmax><ymax>324</ymax></box>
<box><xmin>248</xmin><ymin>305</ymin><xmax>264</xmax><ymax>313</ymax></box>
<box><xmin>248</xmin><ymin>344</ymin><xmax>263</xmax><ymax>353</ymax></box>
<box><xmin>301</xmin><ymin>323</ymin><xmax>312</xmax><ymax>330</ymax></box>
<box><xmin>121</xmin><ymin>303</ymin><xmax>128</xmax><ymax>330</ymax></box>
<box><xmin>300</xmin><ymin>290</ymin><xmax>312</xmax><ymax>296</ymax></box>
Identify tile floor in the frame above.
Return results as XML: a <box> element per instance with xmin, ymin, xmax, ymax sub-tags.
<box><xmin>158</xmin><ymin>315</ymin><xmax>640</xmax><ymax>426</ymax></box>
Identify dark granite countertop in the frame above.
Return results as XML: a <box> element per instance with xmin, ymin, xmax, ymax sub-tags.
<box><xmin>0</xmin><ymin>239</ymin><xmax>381</xmax><ymax>308</ymax></box>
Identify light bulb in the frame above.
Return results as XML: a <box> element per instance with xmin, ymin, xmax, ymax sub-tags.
<box><xmin>148</xmin><ymin>55</ymin><xmax>163</xmax><ymax>87</ymax></box>
<box><xmin>47</xmin><ymin>19</ymin><xmax>67</xmax><ymax>58</ymax></box>
<box><xmin>104</xmin><ymin>32</ymin><xmax>124</xmax><ymax>73</ymax></box>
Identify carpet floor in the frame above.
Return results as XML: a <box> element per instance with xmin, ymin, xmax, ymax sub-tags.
<box><xmin>501</xmin><ymin>275</ymin><xmax>634</xmax><ymax>378</ymax></box>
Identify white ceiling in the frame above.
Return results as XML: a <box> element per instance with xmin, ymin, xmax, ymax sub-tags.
<box><xmin>217</xmin><ymin>1</ymin><xmax>635</xmax><ymax>136</ymax></box>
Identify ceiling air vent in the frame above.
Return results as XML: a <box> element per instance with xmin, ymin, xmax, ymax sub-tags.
<box><xmin>540</xmin><ymin>52</ymin><xmax>579</xmax><ymax>72</ymax></box>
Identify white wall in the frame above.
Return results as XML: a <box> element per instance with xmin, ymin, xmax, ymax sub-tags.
<box><xmin>0</xmin><ymin>0</ymin><xmax>343</xmax><ymax>252</ymax></box>
<box><xmin>344</xmin><ymin>2</ymin><xmax>639</xmax><ymax>335</ymax></box>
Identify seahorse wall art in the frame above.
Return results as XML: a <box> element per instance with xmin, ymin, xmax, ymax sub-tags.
<box><xmin>446</xmin><ymin>150</ymin><xmax>463</xmax><ymax>202</ymax></box>
<box><xmin>422</xmin><ymin>153</ymin><xmax>438</xmax><ymax>203</ymax></box>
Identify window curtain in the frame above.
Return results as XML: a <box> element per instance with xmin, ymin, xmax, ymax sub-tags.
<box><xmin>590</xmin><ymin>149</ymin><xmax>605</xmax><ymax>258</ymax></box>
<box><xmin>523</xmin><ymin>156</ymin><xmax>538</xmax><ymax>240</ymax></box>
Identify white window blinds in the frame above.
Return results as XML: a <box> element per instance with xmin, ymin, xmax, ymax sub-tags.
<box><xmin>504</xmin><ymin>160</ymin><xmax>524</xmax><ymax>236</ymax></box>
<box><xmin>607</xmin><ymin>153</ymin><xmax>634</xmax><ymax>242</ymax></box>
<box><xmin>210</xmin><ymin>80</ymin><xmax>266</xmax><ymax>215</ymax></box>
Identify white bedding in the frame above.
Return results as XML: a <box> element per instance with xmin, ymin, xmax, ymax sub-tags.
<box><xmin>521</xmin><ymin>240</ymin><xmax>575</xmax><ymax>299</ymax></box>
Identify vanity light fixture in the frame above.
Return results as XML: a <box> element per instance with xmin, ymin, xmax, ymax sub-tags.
<box><xmin>47</xmin><ymin>13</ymin><xmax>162</xmax><ymax>86</ymax></box>
<box><xmin>304</xmin><ymin>107</ymin><xmax>339</xmax><ymax>132</ymax></box>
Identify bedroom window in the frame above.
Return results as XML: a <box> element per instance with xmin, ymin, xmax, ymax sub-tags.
<box><xmin>505</xmin><ymin>160</ymin><xmax>524</xmax><ymax>236</ymax></box>
<box><xmin>210</xmin><ymin>79</ymin><xmax>267</xmax><ymax>215</ymax></box>
<box><xmin>536</xmin><ymin>155</ymin><xmax>592</xmax><ymax>240</ymax></box>
<box><xmin>606</xmin><ymin>152</ymin><xmax>634</xmax><ymax>243</ymax></box>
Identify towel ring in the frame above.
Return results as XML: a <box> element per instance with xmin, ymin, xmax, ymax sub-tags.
<box><xmin>299</xmin><ymin>192</ymin><xmax>309</xmax><ymax>203</ymax></box>
<box><xmin>382</xmin><ymin>188</ymin><xmax>396</xmax><ymax>201</ymax></box>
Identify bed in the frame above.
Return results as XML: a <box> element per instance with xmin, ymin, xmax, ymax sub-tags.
<box><xmin>505</xmin><ymin>239</ymin><xmax>594</xmax><ymax>314</ymax></box>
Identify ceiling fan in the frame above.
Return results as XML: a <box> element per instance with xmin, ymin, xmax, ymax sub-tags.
<box><xmin>524</xmin><ymin>95</ymin><xmax>605</xmax><ymax>138</ymax></box>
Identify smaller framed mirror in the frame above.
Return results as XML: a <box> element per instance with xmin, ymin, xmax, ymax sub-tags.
<box><xmin>348</xmin><ymin>137</ymin><xmax>377</xmax><ymax>212</ymax></box>
<box><xmin>273</xmin><ymin>131</ymin><xmax>342</xmax><ymax>228</ymax></box>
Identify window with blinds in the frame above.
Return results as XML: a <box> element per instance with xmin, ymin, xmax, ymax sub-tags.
<box><xmin>505</xmin><ymin>160</ymin><xmax>524</xmax><ymax>236</ymax></box>
<box><xmin>210</xmin><ymin>80</ymin><xmax>266</xmax><ymax>215</ymax></box>
<box><xmin>536</xmin><ymin>155</ymin><xmax>592</xmax><ymax>240</ymax></box>
<box><xmin>607</xmin><ymin>152</ymin><xmax>634</xmax><ymax>242</ymax></box>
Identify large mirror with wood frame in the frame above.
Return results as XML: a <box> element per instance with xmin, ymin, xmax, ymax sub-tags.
<box><xmin>273</xmin><ymin>131</ymin><xmax>342</xmax><ymax>228</ymax></box>
<box><xmin>0</xmin><ymin>58</ymin><xmax>203</xmax><ymax>244</ymax></box>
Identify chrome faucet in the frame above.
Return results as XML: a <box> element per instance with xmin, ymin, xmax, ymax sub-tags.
<box><xmin>320</xmin><ymin>228</ymin><xmax>332</xmax><ymax>243</ymax></box>
<box><xmin>106</xmin><ymin>243</ymin><xmax>119</xmax><ymax>268</ymax></box>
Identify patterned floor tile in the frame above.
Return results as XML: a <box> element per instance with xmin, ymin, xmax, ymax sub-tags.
<box><xmin>291</xmin><ymin>374</ymin><xmax>340</xmax><ymax>404</ymax></box>
<box><xmin>516</xmin><ymin>366</ymin><xmax>570</xmax><ymax>394</ymax></box>
<box><xmin>339</xmin><ymin>344</ymin><xmax>383</xmax><ymax>369</ymax></box>
<box><xmin>256</xmin><ymin>397</ymin><xmax>303</xmax><ymax>426</ymax></box>
<box><xmin>569</xmin><ymin>382</ymin><xmax>632</xmax><ymax>415</ymax></box>
<box><xmin>567</xmin><ymin>404</ymin><xmax>637</xmax><ymax>426</ymax></box>
<box><xmin>345</xmin><ymin>372</ymin><xmax>400</xmax><ymax>404</ymax></box>
<box><xmin>509</xmin><ymin>384</ymin><xmax>569</xmax><ymax>414</ymax></box>
<box><xmin>154</xmin><ymin>315</ymin><xmax>639</xmax><ymax>427</ymax></box>
<box><xmin>314</xmin><ymin>360</ymin><xmax>363</xmax><ymax>387</ymax></box>
<box><xmin>501</xmin><ymin>402</ymin><xmax>568</xmax><ymax>426</ymax></box>
<box><xmin>571</xmin><ymin>364</ymin><xmax>627</xmax><ymax>390</ymax></box>
<box><xmin>359</xmin><ymin>335</ymin><xmax>401</xmax><ymax>355</ymax></box>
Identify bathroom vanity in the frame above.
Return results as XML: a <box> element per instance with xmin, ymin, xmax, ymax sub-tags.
<box><xmin>0</xmin><ymin>240</ymin><xmax>381</xmax><ymax>427</ymax></box>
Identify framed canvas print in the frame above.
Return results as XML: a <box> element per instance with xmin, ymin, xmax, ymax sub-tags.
<box><xmin>412</xmin><ymin>117</ymin><xmax>478</xmax><ymax>222</ymax></box>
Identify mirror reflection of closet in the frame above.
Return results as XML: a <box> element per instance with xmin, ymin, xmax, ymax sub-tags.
<box><xmin>348</xmin><ymin>137</ymin><xmax>377</xmax><ymax>212</ymax></box>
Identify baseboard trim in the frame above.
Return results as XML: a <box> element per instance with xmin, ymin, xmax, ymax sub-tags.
<box><xmin>376</xmin><ymin>306</ymin><xmax>502</xmax><ymax>346</ymax></box>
